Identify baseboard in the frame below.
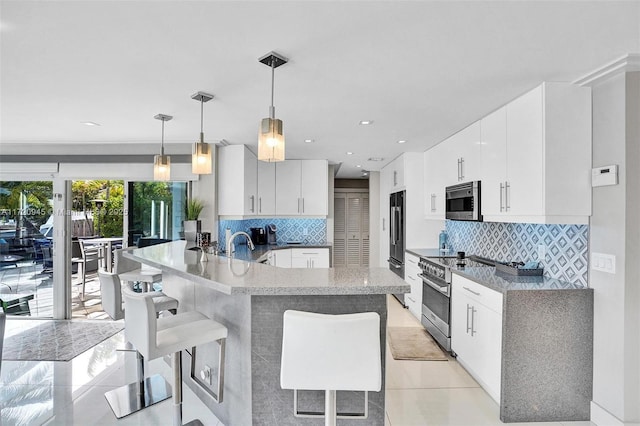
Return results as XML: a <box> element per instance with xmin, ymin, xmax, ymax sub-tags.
<box><xmin>591</xmin><ymin>401</ymin><xmax>640</xmax><ymax>426</ymax></box>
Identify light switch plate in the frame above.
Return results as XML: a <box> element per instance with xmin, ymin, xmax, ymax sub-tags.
<box><xmin>592</xmin><ymin>165</ymin><xmax>618</xmax><ymax>187</ymax></box>
<box><xmin>591</xmin><ymin>252</ymin><xmax>616</xmax><ymax>274</ymax></box>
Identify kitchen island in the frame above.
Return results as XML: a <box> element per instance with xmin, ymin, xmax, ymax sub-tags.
<box><xmin>125</xmin><ymin>240</ymin><xmax>409</xmax><ymax>426</ymax></box>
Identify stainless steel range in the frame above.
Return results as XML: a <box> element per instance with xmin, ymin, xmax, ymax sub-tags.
<box><xmin>419</xmin><ymin>254</ymin><xmax>492</xmax><ymax>352</ymax></box>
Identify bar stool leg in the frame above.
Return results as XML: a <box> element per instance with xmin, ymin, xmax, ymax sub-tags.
<box><xmin>325</xmin><ymin>390</ymin><xmax>337</xmax><ymax>426</ymax></box>
<box><xmin>172</xmin><ymin>350</ymin><xmax>183</xmax><ymax>426</ymax></box>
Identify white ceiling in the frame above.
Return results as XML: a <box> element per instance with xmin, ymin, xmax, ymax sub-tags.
<box><xmin>1</xmin><ymin>1</ymin><xmax>639</xmax><ymax>178</ymax></box>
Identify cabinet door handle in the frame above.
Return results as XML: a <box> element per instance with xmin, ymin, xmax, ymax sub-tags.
<box><xmin>302</xmin><ymin>198</ymin><xmax>305</xmax><ymax>213</ymax></box>
<box><xmin>250</xmin><ymin>195</ymin><xmax>255</xmax><ymax>213</ymax></box>
<box><xmin>393</xmin><ymin>170</ymin><xmax>397</xmax><ymax>186</ymax></box>
<box><xmin>297</xmin><ymin>198</ymin><xmax>301</xmax><ymax>213</ymax></box>
<box><xmin>460</xmin><ymin>158</ymin><xmax>465</xmax><ymax>180</ymax></box>
<box><xmin>471</xmin><ymin>306</ymin><xmax>477</xmax><ymax>336</ymax></box>
<box><xmin>382</xmin><ymin>218</ymin><xmax>386</xmax><ymax>231</ymax></box>
<box><xmin>499</xmin><ymin>183</ymin><xmax>504</xmax><ymax>212</ymax></box>
<box><xmin>431</xmin><ymin>193</ymin><xmax>436</xmax><ymax>212</ymax></box>
<box><xmin>466</xmin><ymin>304</ymin><xmax>472</xmax><ymax>334</ymax></box>
<box><xmin>258</xmin><ymin>197</ymin><xmax>262</xmax><ymax>213</ymax></box>
<box><xmin>505</xmin><ymin>181</ymin><xmax>511</xmax><ymax>212</ymax></box>
<box><xmin>457</xmin><ymin>158</ymin><xmax>461</xmax><ymax>181</ymax></box>
<box><xmin>463</xmin><ymin>286</ymin><xmax>481</xmax><ymax>296</ymax></box>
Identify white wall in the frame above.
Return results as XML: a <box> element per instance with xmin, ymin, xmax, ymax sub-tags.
<box><xmin>369</xmin><ymin>171</ymin><xmax>380</xmax><ymax>267</ymax></box>
<box><xmin>590</xmin><ymin>71</ymin><xmax>640</xmax><ymax>424</ymax></box>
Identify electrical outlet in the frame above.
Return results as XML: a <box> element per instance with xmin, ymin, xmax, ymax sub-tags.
<box><xmin>537</xmin><ymin>245</ymin><xmax>546</xmax><ymax>260</ymax></box>
<box><xmin>592</xmin><ymin>252</ymin><xmax>616</xmax><ymax>274</ymax></box>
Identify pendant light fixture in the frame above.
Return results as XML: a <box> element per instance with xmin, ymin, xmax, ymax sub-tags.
<box><xmin>191</xmin><ymin>91</ymin><xmax>214</xmax><ymax>174</ymax></box>
<box><xmin>153</xmin><ymin>113</ymin><xmax>172</xmax><ymax>181</ymax></box>
<box><xmin>258</xmin><ymin>51</ymin><xmax>288</xmax><ymax>162</ymax></box>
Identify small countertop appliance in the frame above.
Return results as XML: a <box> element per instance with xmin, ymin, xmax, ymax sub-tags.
<box><xmin>250</xmin><ymin>227</ymin><xmax>267</xmax><ymax>245</ymax></box>
<box><xmin>266</xmin><ymin>224</ymin><xmax>277</xmax><ymax>245</ymax></box>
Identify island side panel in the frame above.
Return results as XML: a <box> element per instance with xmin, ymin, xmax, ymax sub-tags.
<box><xmin>161</xmin><ymin>272</ymin><xmax>254</xmax><ymax>426</ymax></box>
<box><xmin>251</xmin><ymin>294</ymin><xmax>388</xmax><ymax>426</ymax></box>
<box><xmin>500</xmin><ymin>289</ymin><xmax>594</xmax><ymax>422</ymax></box>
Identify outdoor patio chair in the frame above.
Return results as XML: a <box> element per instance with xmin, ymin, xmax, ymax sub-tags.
<box><xmin>72</xmin><ymin>239</ymin><xmax>102</xmax><ymax>300</ymax></box>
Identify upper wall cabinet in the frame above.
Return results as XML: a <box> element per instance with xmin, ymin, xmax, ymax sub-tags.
<box><xmin>480</xmin><ymin>83</ymin><xmax>592</xmax><ymax>224</ymax></box>
<box><xmin>257</xmin><ymin>161</ymin><xmax>276</xmax><ymax>216</ymax></box>
<box><xmin>218</xmin><ymin>145</ymin><xmax>257</xmax><ymax>216</ymax></box>
<box><xmin>446</xmin><ymin>121</ymin><xmax>482</xmax><ymax>185</ymax></box>
<box><xmin>275</xmin><ymin>160</ymin><xmax>328</xmax><ymax>216</ymax></box>
<box><xmin>423</xmin><ymin>121</ymin><xmax>481</xmax><ymax>220</ymax></box>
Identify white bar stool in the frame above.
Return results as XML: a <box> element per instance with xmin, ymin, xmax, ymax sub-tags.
<box><xmin>120</xmin><ymin>286</ymin><xmax>227</xmax><ymax>426</ymax></box>
<box><xmin>100</xmin><ymin>271</ymin><xmax>180</xmax><ymax>419</ymax></box>
<box><xmin>280</xmin><ymin>310</ymin><xmax>382</xmax><ymax>426</ymax></box>
<box><xmin>115</xmin><ymin>248</ymin><xmax>163</xmax><ymax>293</ymax></box>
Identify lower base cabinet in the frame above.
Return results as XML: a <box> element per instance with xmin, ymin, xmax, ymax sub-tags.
<box><xmin>404</xmin><ymin>252</ymin><xmax>422</xmax><ymax>319</ymax></box>
<box><xmin>268</xmin><ymin>248</ymin><xmax>330</xmax><ymax>268</ymax></box>
<box><xmin>451</xmin><ymin>273</ymin><xmax>594</xmax><ymax>423</ymax></box>
<box><xmin>451</xmin><ymin>275</ymin><xmax>503</xmax><ymax>403</ymax></box>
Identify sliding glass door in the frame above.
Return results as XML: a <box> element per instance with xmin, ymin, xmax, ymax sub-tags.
<box><xmin>127</xmin><ymin>182</ymin><xmax>187</xmax><ymax>246</ymax></box>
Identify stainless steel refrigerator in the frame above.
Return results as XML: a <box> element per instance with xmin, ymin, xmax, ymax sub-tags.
<box><xmin>388</xmin><ymin>190</ymin><xmax>406</xmax><ymax>305</ymax></box>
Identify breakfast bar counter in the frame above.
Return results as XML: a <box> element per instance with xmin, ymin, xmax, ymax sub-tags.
<box><xmin>125</xmin><ymin>241</ymin><xmax>409</xmax><ymax>426</ymax></box>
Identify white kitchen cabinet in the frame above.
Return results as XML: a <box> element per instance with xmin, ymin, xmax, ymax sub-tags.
<box><xmin>479</xmin><ymin>106</ymin><xmax>507</xmax><ymax>218</ymax></box>
<box><xmin>275</xmin><ymin>160</ymin><xmax>328</xmax><ymax>216</ymax></box>
<box><xmin>290</xmin><ymin>248</ymin><xmax>330</xmax><ymax>268</ymax></box>
<box><xmin>481</xmin><ymin>82</ymin><xmax>591</xmax><ymax>224</ymax></box>
<box><xmin>447</xmin><ymin>121</ymin><xmax>482</xmax><ymax>184</ymax></box>
<box><xmin>257</xmin><ymin>161</ymin><xmax>276</xmax><ymax>216</ymax></box>
<box><xmin>423</xmin><ymin>143</ymin><xmax>447</xmax><ymax>220</ymax></box>
<box><xmin>272</xmin><ymin>249</ymin><xmax>292</xmax><ymax>268</ymax></box>
<box><xmin>451</xmin><ymin>275</ymin><xmax>503</xmax><ymax>403</ymax></box>
<box><xmin>404</xmin><ymin>252</ymin><xmax>422</xmax><ymax>319</ymax></box>
<box><xmin>218</xmin><ymin>145</ymin><xmax>257</xmax><ymax>216</ymax></box>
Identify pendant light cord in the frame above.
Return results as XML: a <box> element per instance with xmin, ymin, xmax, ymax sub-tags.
<box><xmin>200</xmin><ymin>98</ymin><xmax>204</xmax><ymax>134</ymax></box>
<box><xmin>161</xmin><ymin>119</ymin><xmax>165</xmax><ymax>156</ymax></box>
<box><xmin>270</xmin><ymin>60</ymin><xmax>275</xmax><ymax>119</ymax></box>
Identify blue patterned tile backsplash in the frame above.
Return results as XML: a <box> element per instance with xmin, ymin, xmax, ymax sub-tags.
<box><xmin>218</xmin><ymin>218</ymin><xmax>327</xmax><ymax>248</ymax></box>
<box><xmin>445</xmin><ymin>220</ymin><xmax>589</xmax><ymax>287</ymax></box>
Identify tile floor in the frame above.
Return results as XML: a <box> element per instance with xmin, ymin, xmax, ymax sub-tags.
<box><xmin>0</xmin><ymin>296</ymin><xmax>597</xmax><ymax>426</ymax></box>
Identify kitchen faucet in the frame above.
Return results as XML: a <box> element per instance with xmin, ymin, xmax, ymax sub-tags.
<box><xmin>226</xmin><ymin>231</ymin><xmax>255</xmax><ymax>256</ymax></box>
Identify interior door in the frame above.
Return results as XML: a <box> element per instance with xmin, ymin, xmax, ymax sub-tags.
<box><xmin>333</xmin><ymin>192</ymin><xmax>369</xmax><ymax>267</ymax></box>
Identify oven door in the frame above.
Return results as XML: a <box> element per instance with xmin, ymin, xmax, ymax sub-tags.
<box><xmin>421</xmin><ymin>275</ymin><xmax>451</xmax><ymax>350</ymax></box>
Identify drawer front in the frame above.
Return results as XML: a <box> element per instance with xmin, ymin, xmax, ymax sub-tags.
<box><xmin>452</xmin><ymin>275</ymin><xmax>503</xmax><ymax>314</ymax></box>
<box><xmin>291</xmin><ymin>248</ymin><xmax>326</xmax><ymax>258</ymax></box>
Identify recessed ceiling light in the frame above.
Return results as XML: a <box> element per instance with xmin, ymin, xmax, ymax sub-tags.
<box><xmin>356</xmin><ymin>165</ymin><xmax>361</xmax><ymax>168</ymax></box>
<box><xmin>346</xmin><ymin>152</ymin><xmax>354</xmax><ymax>155</ymax></box>
<box><xmin>304</xmin><ymin>139</ymin><xmax>314</xmax><ymax>143</ymax></box>
<box><xmin>397</xmin><ymin>140</ymin><xmax>407</xmax><ymax>144</ymax></box>
<box><xmin>359</xmin><ymin>120</ymin><xmax>373</xmax><ymax>125</ymax></box>
<box><xmin>81</xmin><ymin>121</ymin><xmax>100</xmax><ymax>126</ymax></box>
<box><xmin>368</xmin><ymin>157</ymin><xmax>384</xmax><ymax>162</ymax></box>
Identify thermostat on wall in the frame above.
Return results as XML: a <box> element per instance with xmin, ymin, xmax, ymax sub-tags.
<box><xmin>592</xmin><ymin>165</ymin><xmax>618</xmax><ymax>187</ymax></box>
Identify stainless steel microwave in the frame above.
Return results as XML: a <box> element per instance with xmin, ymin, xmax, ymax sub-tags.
<box><xmin>445</xmin><ymin>181</ymin><xmax>482</xmax><ymax>221</ymax></box>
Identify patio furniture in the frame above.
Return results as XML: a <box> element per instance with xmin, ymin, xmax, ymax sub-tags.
<box><xmin>72</xmin><ymin>239</ymin><xmax>101</xmax><ymax>300</ymax></box>
<box><xmin>0</xmin><ymin>294</ymin><xmax>34</xmax><ymax>316</ymax></box>
<box><xmin>41</xmin><ymin>246</ymin><xmax>53</xmax><ymax>274</ymax></box>
<box><xmin>0</xmin><ymin>254</ymin><xmax>22</xmax><ymax>268</ymax></box>
<box><xmin>83</xmin><ymin>237</ymin><xmax>123</xmax><ymax>272</ymax></box>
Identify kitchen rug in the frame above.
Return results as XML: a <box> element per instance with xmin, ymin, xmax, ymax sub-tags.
<box><xmin>387</xmin><ymin>327</ymin><xmax>448</xmax><ymax>361</ymax></box>
<box><xmin>1</xmin><ymin>319</ymin><xmax>123</xmax><ymax>362</ymax></box>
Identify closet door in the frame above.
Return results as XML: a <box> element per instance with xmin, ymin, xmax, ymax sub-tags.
<box><xmin>334</xmin><ymin>192</ymin><xmax>369</xmax><ymax>267</ymax></box>
<box><xmin>333</xmin><ymin>194</ymin><xmax>347</xmax><ymax>267</ymax></box>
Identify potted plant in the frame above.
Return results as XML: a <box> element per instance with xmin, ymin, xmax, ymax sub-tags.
<box><xmin>184</xmin><ymin>198</ymin><xmax>205</xmax><ymax>242</ymax></box>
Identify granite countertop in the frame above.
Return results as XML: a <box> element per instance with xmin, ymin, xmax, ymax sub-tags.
<box><xmin>406</xmin><ymin>247</ymin><xmax>456</xmax><ymax>258</ymax></box>
<box><xmin>125</xmin><ymin>241</ymin><xmax>408</xmax><ymax>296</ymax></box>
<box><xmin>452</xmin><ymin>266</ymin><xmax>588</xmax><ymax>293</ymax></box>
